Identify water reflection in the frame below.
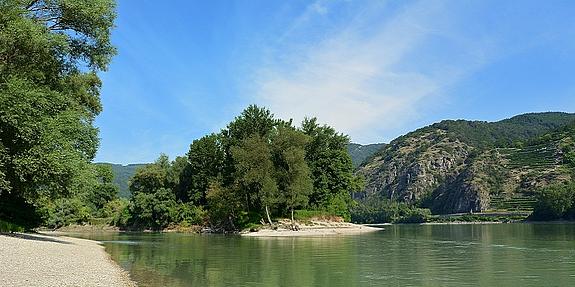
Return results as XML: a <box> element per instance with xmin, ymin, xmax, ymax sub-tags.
<box><xmin>71</xmin><ymin>224</ymin><xmax>575</xmax><ymax>287</ymax></box>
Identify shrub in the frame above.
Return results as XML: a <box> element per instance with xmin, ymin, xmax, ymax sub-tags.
<box><xmin>0</xmin><ymin>219</ymin><xmax>25</xmax><ymax>233</ymax></box>
<box><xmin>102</xmin><ymin>199</ymin><xmax>131</xmax><ymax>227</ymax></box>
<box><xmin>530</xmin><ymin>183</ymin><xmax>575</xmax><ymax>221</ymax></box>
<box><xmin>396</xmin><ymin>208</ymin><xmax>431</xmax><ymax>223</ymax></box>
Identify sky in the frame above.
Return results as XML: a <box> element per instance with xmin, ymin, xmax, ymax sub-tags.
<box><xmin>94</xmin><ymin>0</ymin><xmax>575</xmax><ymax>164</ymax></box>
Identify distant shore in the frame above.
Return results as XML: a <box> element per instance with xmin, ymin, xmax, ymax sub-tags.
<box><xmin>241</xmin><ymin>221</ymin><xmax>383</xmax><ymax>237</ymax></box>
<box><xmin>0</xmin><ymin>232</ymin><xmax>136</xmax><ymax>287</ymax></box>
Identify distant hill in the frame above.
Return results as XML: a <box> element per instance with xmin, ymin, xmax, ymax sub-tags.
<box><xmin>95</xmin><ymin>163</ymin><xmax>148</xmax><ymax>198</ymax></box>
<box><xmin>357</xmin><ymin>112</ymin><xmax>575</xmax><ymax>214</ymax></box>
<box><xmin>347</xmin><ymin>143</ymin><xmax>386</xmax><ymax>168</ymax></box>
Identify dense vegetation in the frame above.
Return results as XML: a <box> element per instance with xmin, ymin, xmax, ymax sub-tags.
<box><xmin>429</xmin><ymin>112</ymin><xmax>575</xmax><ymax>148</ymax></box>
<box><xmin>529</xmin><ymin>183</ymin><xmax>575</xmax><ymax>221</ymax></box>
<box><xmin>118</xmin><ymin>106</ymin><xmax>362</xmax><ymax>231</ymax></box>
<box><xmin>347</xmin><ymin>143</ymin><xmax>386</xmax><ymax>168</ymax></box>
<box><xmin>96</xmin><ymin>163</ymin><xmax>148</xmax><ymax>198</ymax></box>
<box><xmin>0</xmin><ymin>0</ymin><xmax>117</xmax><ymax>231</ymax></box>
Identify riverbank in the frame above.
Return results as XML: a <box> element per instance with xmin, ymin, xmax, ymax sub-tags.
<box><xmin>241</xmin><ymin>220</ymin><xmax>382</xmax><ymax>237</ymax></box>
<box><xmin>0</xmin><ymin>232</ymin><xmax>136</xmax><ymax>287</ymax></box>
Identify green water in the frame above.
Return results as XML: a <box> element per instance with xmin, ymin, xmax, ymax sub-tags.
<box><xmin>76</xmin><ymin>224</ymin><xmax>575</xmax><ymax>287</ymax></box>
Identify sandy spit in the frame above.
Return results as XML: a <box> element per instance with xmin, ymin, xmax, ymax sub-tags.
<box><xmin>0</xmin><ymin>232</ymin><xmax>136</xmax><ymax>287</ymax></box>
<box><xmin>241</xmin><ymin>221</ymin><xmax>383</xmax><ymax>237</ymax></box>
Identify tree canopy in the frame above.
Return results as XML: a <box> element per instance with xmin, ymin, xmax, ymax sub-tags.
<box><xmin>116</xmin><ymin>105</ymin><xmax>360</xmax><ymax>231</ymax></box>
<box><xmin>0</xmin><ymin>0</ymin><xmax>116</xmax><ymax>227</ymax></box>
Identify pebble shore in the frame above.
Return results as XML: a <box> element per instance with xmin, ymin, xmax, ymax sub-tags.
<box><xmin>0</xmin><ymin>232</ymin><xmax>136</xmax><ymax>287</ymax></box>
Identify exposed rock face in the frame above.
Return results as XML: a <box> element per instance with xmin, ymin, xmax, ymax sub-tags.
<box><xmin>359</xmin><ymin>129</ymin><xmax>476</xmax><ymax>213</ymax></box>
<box><xmin>357</xmin><ymin>113</ymin><xmax>575</xmax><ymax>214</ymax></box>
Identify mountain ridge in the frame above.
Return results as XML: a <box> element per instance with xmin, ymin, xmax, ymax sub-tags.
<box><xmin>357</xmin><ymin>112</ymin><xmax>575</xmax><ymax>214</ymax></box>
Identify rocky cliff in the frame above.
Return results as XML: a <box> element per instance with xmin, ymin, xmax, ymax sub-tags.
<box><xmin>357</xmin><ymin>112</ymin><xmax>575</xmax><ymax>214</ymax></box>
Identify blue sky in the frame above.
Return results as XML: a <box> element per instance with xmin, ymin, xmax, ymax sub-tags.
<box><xmin>95</xmin><ymin>0</ymin><xmax>575</xmax><ymax>164</ymax></box>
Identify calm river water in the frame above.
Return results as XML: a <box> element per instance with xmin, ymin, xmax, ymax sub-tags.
<box><xmin>73</xmin><ymin>224</ymin><xmax>575</xmax><ymax>287</ymax></box>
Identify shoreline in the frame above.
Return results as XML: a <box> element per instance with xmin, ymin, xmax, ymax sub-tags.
<box><xmin>241</xmin><ymin>221</ymin><xmax>383</xmax><ymax>237</ymax></box>
<box><xmin>0</xmin><ymin>232</ymin><xmax>136</xmax><ymax>287</ymax></box>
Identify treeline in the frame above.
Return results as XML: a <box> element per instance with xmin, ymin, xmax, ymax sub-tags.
<box><xmin>119</xmin><ymin>105</ymin><xmax>363</xmax><ymax>231</ymax></box>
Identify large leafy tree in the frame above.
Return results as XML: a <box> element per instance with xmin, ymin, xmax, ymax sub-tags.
<box><xmin>186</xmin><ymin>134</ymin><xmax>224</xmax><ymax>204</ymax></box>
<box><xmin>0</xmin><ymin>0</ymin><xmax>116</xmax><ymax>223</ymax></box>
<box><xmin>301</xmin><ymin>118</ymin><xmax>356</xmax><ymax>205</ymax></box>
<box><xmin>128</xmin><ymin>155</ymin><xmax>177</xmax><ymax>230</ymax></box>
<box><xmin>271</xmin><ymin>126</ymin><xmax>312</xmax><ymax>224</ymax></box>
<box><xmin>231</xmin><ymin>134</ymin><xmax>278</xmax><ymax>225</ymax></box>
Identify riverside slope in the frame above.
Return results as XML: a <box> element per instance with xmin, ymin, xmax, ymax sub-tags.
<box><xmin>357</xmin><ymin>112</ymin><xmax>575</xmax><ymax>214</ymax></box>
<box><xmin>0</xmin><ymin>233</ymin><xmax>135</xmax><ymax>287</ymax></box>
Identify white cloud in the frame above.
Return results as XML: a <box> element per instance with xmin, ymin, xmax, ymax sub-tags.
<box><xmin>252</xmin><ymin>0</ymin><xmax>494</xmax><ymax>143</ymax></box>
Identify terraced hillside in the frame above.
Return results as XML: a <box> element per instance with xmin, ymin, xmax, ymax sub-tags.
<box><xmin>357</xmin><ymin>112</ymin><xmax>575</xmax><ymax>214</ymax></box>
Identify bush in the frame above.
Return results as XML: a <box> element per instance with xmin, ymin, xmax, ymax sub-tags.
<box><xmin>102</xmin><ymin>199</ymin><xmax>131</xmax><ymax>227</ymax></box>
<box><xmin>324</xmin><ymin>193</ymin><xmax>352</xmax><ymax>221</ymax></box>
<box><xmin>351</xmin><ymin>197</ymin><xmax>432</xmax><ymax>224</ymax></box>
<box><xmin>42</xmin><ymin>198</ymin><xmax>91</xmax><ymax>229</ymax></box>
<box><xmin>128</xmin><ymin>188</ymin><xmax>178</xmax><ymax>230</ymax></box>
<box><xmin>294</xmin><ymin>210</ymin><xmax>340</xmax><ymax>221</ymax></box>
<box><xmin>0</xmin><ymin>193</ymin><xmax>42</xmax><ymax>230</ymax></box>
<box><xmin>530</xmin><ymin>183</ymin><xmax>575</xmax><ymax>221</ymax></box>
<box><xmin>172</xmin><ymin>203</ymin><xmax>206</xmax><ymax>226</ymax></box>
<box><xmin>0</xmin><ymin>219</ymin><xmax>25</xmax><ymax>233</ymax></box>
<box><xmin>396</xmin><ymin>208</ymin><xmax>431</xmax><ymax>223</ymax></box>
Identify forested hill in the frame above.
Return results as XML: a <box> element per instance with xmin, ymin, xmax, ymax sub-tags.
<box><xmin>95</xmin><ymin>163</ymin><xmax>148</xmax><ymax>198</ymax></box>
<box><xmin>347</xmin><ymin>143</ymin><xmax>386</xmax><ymax>168</ymax></box>
<box><xmin>357</xmin><ymin>112</ymin><xmax>575</xmax><ymax>215</ymax></box>
<box><xmin>419</xmin><ymin>112</ymin><xmax>575</xmax><ymax>148</ymax></box>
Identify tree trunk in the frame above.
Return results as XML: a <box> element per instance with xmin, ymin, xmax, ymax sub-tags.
<box><xmin>291</xmin><ymin>208</ymin><xmax>298</xmax><ymax>231</ymax></box>
<box><xmin>265</xmin><ymin>205</ymin><xmax>273</xmax><ymax>226</ymax></box>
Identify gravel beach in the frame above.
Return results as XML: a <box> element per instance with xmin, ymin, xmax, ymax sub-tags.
<box><xmin>0</xmin><ymin>232</ymin><xmax>136</xmax><ymax>287</ymax></box>
<box><xmin>241</xmin><ymin>221</ymin><xmax>383</xmax><ymax>237</ymax></box>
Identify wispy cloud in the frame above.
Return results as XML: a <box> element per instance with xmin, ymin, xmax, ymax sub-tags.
<box><xmin>252</xmin><ymin>0</ymin><xmax>495</xmax><ymax>143</ymax></box>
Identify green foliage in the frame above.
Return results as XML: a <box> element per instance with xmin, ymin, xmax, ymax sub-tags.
<box><xmin>0</xmin><ymin>0</ymin><xmax>116</xmax><ymax>227</ymax></box>
<box><xmin>96</xmin><ymin>106</ymin><xmax>362</xmax><ymax>231</ymax></box>
<box><xmin>271</xmin><ymin>126</ymin><xmax>313</xmax><ymax>217</ymax></box>
<box><xmin>128</xmin><ymin>187</ymin><xmax>177</xmax><ymax>230</ymax></box>
<box><xmin>395</xmin><ymin>208</ymin><xmax>431</xmax><ymax>223</ymax></box>
<box><xmin>0</xmin><ymin>192</ymin><xmax>42</xmax><ymax>230</ymax></box>
<box><xmin>430</xmin><ymin>112</ymin><xmax>575</xmax><ymax>148</ymax></box>
<box><xmin>205</xmin><ymin>180</ymin><xmax>243</xmax><ymax>230</ymax></box>
<box><xmin>293</xmin><ymin>210</ymin><xmax>334</xmax><ymax>221</ymax></box>
<box><xmin>232</xmin><ymin>134</ymin><xmax>278</xmax><ymax>212</ymax></box>
<box><xmin>351</xmin><ymin>197</ymin><xmax>431</xmax><ymax>224</ymax></box>
<box><xmin>0</xmin><ymin>219</ymin><xmax>25</xmax><ymax>232</ymax></box>
<box><xmin>102</xmin><ymin>198</ymin><xmax>130</xmax><ymax>226</ymax></box>
<box><xmin>38</xmin><ymin>163</ymin><xmax>120</xmax><ymax>228</ymax></box>
<box><xmin>302</xmin><ymin>117</ymin><xmax>359</xmax><ymax>210</ymax></box>
<box><xmin>42</xmin><ymin>197</ymin><xmax>91</xmax><ymax>228</ymax></box>
<box><xmin>347</xmin><ymin>143</ymin><xmax>386</xmax><ymax>168</ymax></box>
<box><xmin>186</xmin><ymin>133</ymin><xmax>224</xmax><ymax>205</ymax></box>
<box><xmin>530</xmin><ymin>183</ymin><xmax>575</xmax><ymax>221</ymax></box>
<box><xmin>97</xmin><ymin>163</ymin><xmax>148</xmax><ymax>198</ymax></box>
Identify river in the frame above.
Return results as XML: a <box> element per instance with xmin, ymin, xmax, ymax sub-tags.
<box><xmin>73</xmin><ymin>223</ymin><xmax>575</xmax><ymax>286</ymax></box>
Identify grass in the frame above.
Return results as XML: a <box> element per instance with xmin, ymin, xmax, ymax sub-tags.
<box><xmin>293</xmin><ymin>210</ymin><xmax>341</xmax><ymax>221</ymax></box>
<box><xmin>0</xmin><ymin>219</ymin><xmax>25</xmax><ymax>233</ymax></box>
